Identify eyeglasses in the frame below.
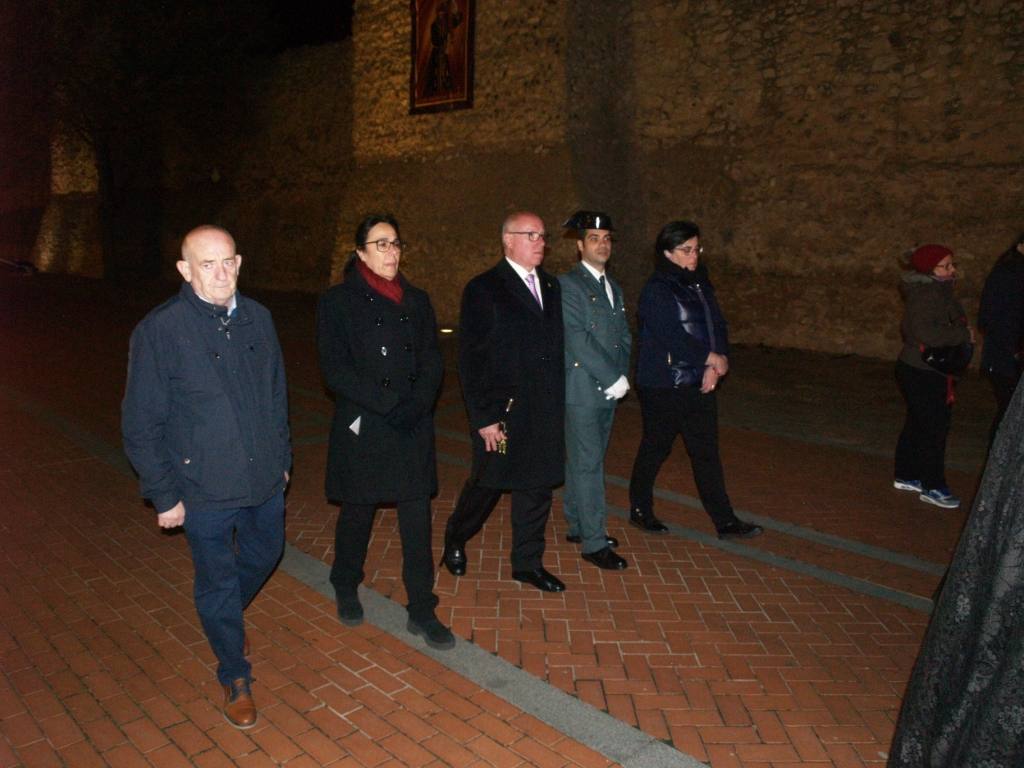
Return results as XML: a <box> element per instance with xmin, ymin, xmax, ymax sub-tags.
<box><xmin>934</xmin><ymin>261</ymin><xmax>957</xmax><ymax>271</ymax></box>
<box><xmin>507</xmin><ymin>231</ymin><xmax>548</xmax><ymax>242</ymax></box>
<box><xmin>362</xmin><ymin>239</ymin><xmax>404</xmax><ymax>253</ymax></box>
<box><xmin>673</xmin><ymin>245</ymin><xmax>704</xmax><ymax>257</ymax></box>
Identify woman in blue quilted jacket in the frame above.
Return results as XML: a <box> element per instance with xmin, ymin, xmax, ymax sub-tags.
<box><xmin>627</xmin><ymin>220</ymin><xmax>762</xmax><ymax>540</ymax></box>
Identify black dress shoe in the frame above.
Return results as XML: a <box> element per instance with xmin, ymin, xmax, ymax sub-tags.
<box><xmin>582</xmin><ymin>546</ymin><xmax>628</xmax><ymax>570</ymax></box>
<box><xmin>716</xmin><ymin>519</ymin><xmax>763</xmax><ymax>540</ymax></box>
<box><xmin>566</xmin><ymin>534</ymin><xmax>619</xmax><ymax>548</ymax></box>
<box><xmin>629</xmin><ymin>511</ymin><xmax>669</xmax><ymax>534</ymax></box>
<box><xmin>511</xmin><ymin>567</ymin><xmax>566</xmax><ymax>592</ymax></box>
<box><xmin>441</xmin><ymin>541</ymin><xmax>467</xmax><ymax>576</ymax></box>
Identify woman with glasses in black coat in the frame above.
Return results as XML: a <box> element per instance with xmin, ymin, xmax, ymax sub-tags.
<box><xmin>317</xmin><ymin>213</ymin><xmax>454</xmax><ymax>650</ymax></box>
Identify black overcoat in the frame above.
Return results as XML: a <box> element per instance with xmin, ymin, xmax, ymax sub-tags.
<box><xmin>458</xmin><ymin>259</ymin><xmax>565</xmax><ymax>490</ymax></box>
<box><xmin>317</xmin><ymin>261</ymin><xmax>442</xmax><ymax>504</ymax></box>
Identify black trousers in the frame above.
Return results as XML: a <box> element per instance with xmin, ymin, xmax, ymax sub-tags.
<box><xmin>894</xmin><ymin>361</ymin><xmax>952</xmax><ymax>491</ymax></box>
<box><xmin>986</xmin><ymin>370</ymin><xmax>1020</xmax><ymax>447</ymax></box>
<box><xmin>445</xmin><ymin>485</ymin><xmax>552</xmax><ymax>571</ymax></box>
<box><xmin>629</xmin><ymin>386</ymin><xmax>736</xmax><ymax>530</ymax></box>
<box><xmin>329</xmin><ymin>497</ymin><xmax>439</xmax><ymax>622</ymax></box>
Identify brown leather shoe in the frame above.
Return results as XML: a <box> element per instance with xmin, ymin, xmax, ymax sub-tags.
<box><xmin>223</xmin><ymin>678</ymin><xmax>257</xmax><ymax>729</ymax></box>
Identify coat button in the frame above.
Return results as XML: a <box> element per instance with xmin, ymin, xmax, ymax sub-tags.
<box><xmin>381</xmin><ymin>377</ymin><xmax>391</xmax><ymax>388</ymax></box>
<box><xmin>214</xmin><ymin>353</ymin><xmax>221</xmax><ymax>359</ymax></box>
<box><xmin>404</xmin><ymin>343</ymin><xmax>412</xmax><ymax>352</ymax></box>
<box><xmin>375</xmin><ymin>317</ymin><xmax>384</xmax><ymax>326</ymax></box>
<box><xmin>183</xmin><ymin>457</ymin><xmax>191</xmax><ymax>464</ymax></box>
<box><xmin>573</xmin><ymin>361</ymin><xmax>580</xmax><ymax>367</ymax></box>
<box><xmin>399</xmin><ymin>314</ymin><xmax>409</xmax><ymax>323</ymax></box>
<box><xmin>365</xmin><ymin>293</ymin><xmax>375</xmax><ymax>302</ymax></box>
<box><xmin>381</xmin><ymin>346</ymin><xmax>388</xmax><ymax>356</ymax></box>
<box><xmin>249</xmin><ymin>457</ymin><xmax>254</xmax><ymax>462</ymax></box>
<box><xmin>408</xmin><ymin>373</ymin><xmax>418</xmax><ymax>383</ymax></box>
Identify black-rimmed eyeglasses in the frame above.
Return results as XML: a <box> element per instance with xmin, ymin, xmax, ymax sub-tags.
<box><xmin>362</xmin><ymin>239</ymin><xmax>404</xmax><ymax>252</ymax></box>
<box><xmin>673</xmin><ymin>245</ymin><xmax>704</xmax><ymax>257</ymax></box>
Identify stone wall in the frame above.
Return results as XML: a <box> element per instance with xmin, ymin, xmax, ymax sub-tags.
<box><xmin>622</xmin><ymin>0</ymin><xmax>1024</xmax><ymax>356</ymax></box>
<box><xmin>336</xmin><ymin>0</ymin><xmax>1024</xmax><ymax>354</ymax></box>
<box><xmin>154</xmin><ymin>45</ymin><xmax>355</xmax><ymax>291</ymax></box>
<box><xmin>332</xmin><ymin>0</ymin><xmax>585</xmax><ymax>323</ymax></box>
<box><xmin>20</xmin><ymin>0</ymin><xmax>1024</xmax><ymax>357</ymax></box>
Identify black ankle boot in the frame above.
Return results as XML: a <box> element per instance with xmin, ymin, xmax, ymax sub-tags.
<box><xmin>629</xmin><ymin>507</ymin><xmax>669</xmax><ymax>534</ymax></box>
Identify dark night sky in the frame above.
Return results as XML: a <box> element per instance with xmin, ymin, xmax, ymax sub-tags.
<box><xmin>266</xmin><ymin>0</ymin><xmax>353</xmax><ymax>51</ymax></box>
<box><xmin>0</xmin><ymin>0</ymin><xmax>355</xmax><ymax>254</ymax></box>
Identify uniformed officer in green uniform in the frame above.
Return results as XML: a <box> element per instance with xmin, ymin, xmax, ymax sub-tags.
<box><xmin>559</xmin><ymin>211</ymin><xmax>632</xmax><ymax>570</ymax></box>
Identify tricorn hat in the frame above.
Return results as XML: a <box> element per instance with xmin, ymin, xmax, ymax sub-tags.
<box><xmin>563</xmin><ymin>210</ymin><xmax>615</xmax><ymax>232</ymax></box>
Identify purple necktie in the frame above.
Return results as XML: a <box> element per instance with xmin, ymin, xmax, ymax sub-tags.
<box><xmin>526</xmin><ymin>273</ymin><xmax>542</xmax><ymax>307</ymax></box>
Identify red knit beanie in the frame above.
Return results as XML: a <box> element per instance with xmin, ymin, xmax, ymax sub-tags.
<box><xmin>911</xmin><ymin>244</ymin><xmax>953</xmax><ymax>274</ymax></box>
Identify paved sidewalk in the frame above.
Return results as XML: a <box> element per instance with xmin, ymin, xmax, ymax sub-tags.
<box><xmin>1</xmin><ymin>273</ymin><xmax>996</xmax><ymax>767</ymax></box>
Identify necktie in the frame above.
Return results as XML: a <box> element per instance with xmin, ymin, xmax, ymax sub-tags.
<box><xmin>598</xmin><ymin>275</ymin><xmax>613</xmax><ymax>307</ymax></box>
<box><xmin>526</xmin><ymin>273</ymin><xmax>542</xmax><ymax>307</ymax></box>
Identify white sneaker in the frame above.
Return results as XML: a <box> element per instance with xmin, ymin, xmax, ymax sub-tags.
<box><xmin>894</xmin><ymin>479</ymin><xmax>923</xmax><ymax>492</ymax></box>
<box><xmin>919</xmin><ymin>488</ymin><xmax>960</xmax><ymax>509</ymax></box>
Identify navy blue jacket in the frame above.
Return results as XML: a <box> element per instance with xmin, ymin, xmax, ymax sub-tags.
<box><xmin>635</xmin><ymin>259</ymin><xmax>729</xmax><ymax>389</ymax></box>
<box><xmin>122</xmin><ymin>284</ymin><xmax>291</xmax><ymax>513</ymax></box>
<box><xmin>978</xmin><ymin>252</ymin><xmax>1024</xmax><ymax>378</ymax></box>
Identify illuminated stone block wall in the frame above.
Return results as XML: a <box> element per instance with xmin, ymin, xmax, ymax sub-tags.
<box><xmin>620</xmin><ymin>0</ymin><xmax>1024</xmax><ymax>356</ymax></box>
<box><xmin>21</xmin><ymin>0</ymin><xmax>1022</xmax><ymax>357</ymax></box>
<box><xmin>343</xmin><ymin>0</ymin><xmax>1024</xmax><ymax>356</ymax></box>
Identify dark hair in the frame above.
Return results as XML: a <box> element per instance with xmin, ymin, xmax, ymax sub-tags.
<box><xmin>354</xmin><ymin>213</ymin><xmax>401</xmax><ymax>250</ymax></box>
<box><xmin>654</xmin><ymin>220</ymin><xmax>701</xmax><ymax>258</ymax></box>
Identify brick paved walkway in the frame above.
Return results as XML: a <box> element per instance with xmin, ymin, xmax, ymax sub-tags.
<box><xmin>1</xmin><ymin>273</ymin><xmax>992</xmax><ymax>767</ymax></box>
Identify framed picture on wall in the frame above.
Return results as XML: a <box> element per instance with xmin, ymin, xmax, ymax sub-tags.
<box><xmin>409</xmin><ymin>0</ymin><xmax>475</xmax><ymax>114</ymax></box>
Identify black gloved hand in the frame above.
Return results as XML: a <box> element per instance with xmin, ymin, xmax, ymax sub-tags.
<box><xmin>385</xmin><ymin>399</ymin><xmax>423</xmax><ymax>431</ymax></box>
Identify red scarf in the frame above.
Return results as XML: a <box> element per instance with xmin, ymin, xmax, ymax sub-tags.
<box><xmin>357</xmin><ymin>259</ymin><xmax>404</xmax><ymax>304</ymax></box>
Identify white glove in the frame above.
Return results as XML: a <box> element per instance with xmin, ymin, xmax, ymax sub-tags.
<box><xmin>603</xmin><ymin>375</ymin><xmax>630</xmax><ymax>400</ymax></box>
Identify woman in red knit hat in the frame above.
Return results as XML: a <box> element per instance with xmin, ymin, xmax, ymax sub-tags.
<box><xmin>893</xmin><ymin>244</ymin><xmax>973</xmax><ymax>508</ymax></box>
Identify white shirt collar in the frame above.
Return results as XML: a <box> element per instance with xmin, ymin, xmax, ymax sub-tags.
<box><xmin>580</xmin><ymin>260</ymin><xmax>605</xmax><ymax>281</ymax></box>
<box><xmin>581</xmin><ymin>260</ymin><xmax>614</xmax><ymax>305</ymax></box>
<box><xmin>505</xmin><ymin>257</ymin><xmax>535</xmax><ymax>280</ymax></box>
<box><xmin>505</xmin><ymin>257</ymin><xmax>542</xmax><ymax>308</ymax></box>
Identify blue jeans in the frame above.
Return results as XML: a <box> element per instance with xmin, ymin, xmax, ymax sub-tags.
<box><xmin>183</xmin><ymin>491</ymin><xmax>284</xmax><ymax>685</ymax></box>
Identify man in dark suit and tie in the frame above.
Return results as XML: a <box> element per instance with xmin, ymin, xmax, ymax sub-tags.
<box><xmin>442</xmin><ymin>211</ymin><xmax>567</xmax><ymax>592</ymax></box>
<box><xmin>559</xmin><ymin>210</ymin><xmax>632</xmax><ymax>571</ymax></box>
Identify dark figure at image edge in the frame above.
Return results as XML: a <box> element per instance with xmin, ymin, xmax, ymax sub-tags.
<box><xmin>977</xmin><ymin>232</ymin><xmax>1024</xmax><ymax>445</ymax></box>
<box><xmin>627</xmin><ymin>219</ymin><xmax>762</xmax><ymax>540</ymax></box>
<box><xmin>886</xmin><ymin>369</ymin><xmax>1024</xmax><ymax>766</ymax></box>
<box><xmin>317</xmin><ymin>214</ymin><xmax>454</xmax><ymax>649</ymax></box>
